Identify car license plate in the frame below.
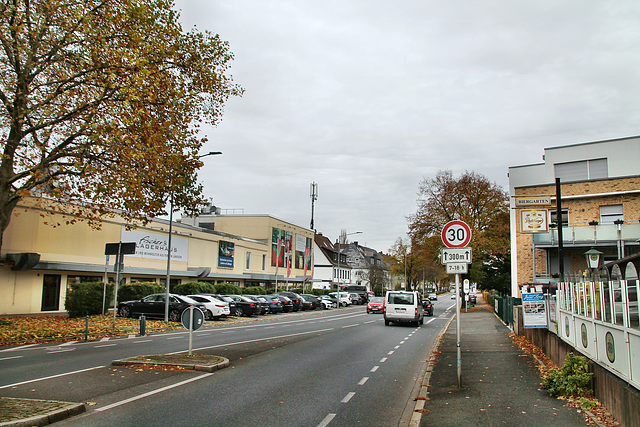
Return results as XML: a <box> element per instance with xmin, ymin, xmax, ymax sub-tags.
<box><xmin>395</xmin><ymin>308</ymin><xmax>406</xmax><ymax>313</ymax></box>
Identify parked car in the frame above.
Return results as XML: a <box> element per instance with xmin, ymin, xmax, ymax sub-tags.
<box><xmin>274</xmin><ymin>292</ymin><xmax>303</xmax><ymax>311</ymax></box>
<box><xmin>117</xmin><ymin>293</ymin><xmax>205</xmax><ymax>322</ymax></box>
<box><xmin>298</xmin><ymin>295</ymin><xmax>314</xmax><ymax>310</ymax></box>
<box><xmin>329</xmin><ymin>292</ymin><xmax>352</xmax><ymax>307</ymax></box>
<box><xmin>223</xmin><ymin>295</ymin><xmax>262</xmax><ymax>317</ymax></box>
<box><xmin>201</xmin><ymin>294</ymin><xmax>239</xmax><ymax>316</ymax></box>
<box><xmin>318</xmin><ymin>298</ymin><xmax>333</xmax><ymax>309</ymax></box>
<box><xmin>188</xmin><ymin>294</ymin><xmax>230</xmax><ymax>320</ymax></box>
<box><xmin>428</xmin><ymin>293</ymin><xmax>438</xmax><ymax>301</ymax></box>
<box><xmin>350</xmin><ymin>293</ymin><xmax>364</xmax><ymax>305</ymax></box>
<box><xmin>271</xmin><ymin>294</ymin><xmax>294</xmax><ymax>312</ymax></box>
<box><xmin>367</xmin><ymin>296</ymin><xmax>385</xmax><ymax>314</ymax></box>
<box><xmin>469</xmin><ymin>293</ymin><xmax>477</xmax><ymax>304</ymax></box>
<box><xmin>259</xmin><ymin>295</ymin><xmax>284</xmax><ymax>314</ymax></box>
<box><xmin>422</xmin><ymin>299</ymin><xmax>434</xmax><ymax>316</ymax></box>
<box><xmin>243</xmin><ymin>295</ymin><xmax>269</xmax><ymax>315</ymax></box>
<box><xmin>301</xmin><ymin>294</ymin><xmax>322</xmax><ymax>309</ymax></box>
<box><xmin>319</xmin><ymin>295</ymin><xmax>338</xmax><ymax>308</ymax></box>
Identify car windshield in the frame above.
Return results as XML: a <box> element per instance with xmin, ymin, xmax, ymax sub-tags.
<box><xmin>369</xmin><ymin>297</ymin><xmax>384</xmax><ymax>303</ymax></box>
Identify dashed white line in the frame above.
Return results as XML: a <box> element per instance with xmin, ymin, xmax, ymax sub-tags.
<box><xmin>341</xmin><ymin>392</ymin><xmax>355</xmax><ymax>403</ymax></box>
<box><xmin>166</xmin><ymin>337</ymin><xmax>183</xmax><ymax>340</ymax></box>
<box><xmin>341</xmin><ymin>324</ymin><xmax>357</xmax><ymax>329</ymax></box>
<box><xmin>99</xmin><ymin>337</ymin><xmax>110</xmax><ymax>342</ymax></box>
<box><xmin>357</xmin><ymin>377</ymin><xmax>369</xmax><ymax>386</ymax></box>
<box><xmin>394</xmin><ymin>345</ymin><xmax>400</xmax><ymax>349</ymax></box>
<box><xmin>380</xmin><ymin>357</ymin><xmax>387</xmax><ymax>363</ymax></box>
<box><xmin>371</xmin><ymin>366</ymin><xmax>379</xmax><ymax>372</ymax></box>
<box><xmin>94</xmin><ymin>344</ymin><xmax>116</xmax><ymax>348</ymax></box>
<box><xmin>0</xmin><ymin>366</ymin><xmax>103</xmax><ymax>390</ymax></box>
<box><xmin>134</xmin><ymin>339</ymin><xmax>152</xmax><ymax>344</ymax></box>
<box><xmin>317</xmin><ymin>413</ymin><xmax>336</xmax><ymax>427</ymax></box>
<box><xmin>387</xmin><ymin>351</ymin><xmax>394</xmax><ymax>355</ymax></box>
<box><xmin>0</xmin><ymin>355</ymin><xmax>22</xmax><ymax>361</ymax></box>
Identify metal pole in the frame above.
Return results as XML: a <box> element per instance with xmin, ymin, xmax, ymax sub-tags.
<box><xmin>112</xmin><ymin>245</ymin><xmax>122</xmax><ymax>328</ymax></box>
<box><xmin>456</xmin><ymin>273</ymin><xmax>461</xmax><ymax>388</ymax></box>
<box><xmin>188</xmin><ymin>305</ymin><xmax>194</xmax><ymax>356</ymax></box>
<box><xmin>555</xmin><ymin>178</ymin><xmax>564</xmax><ymax>282</ymax></box>
<box><xmin>102</xmin><ymin>255</ymin><xmax>109</xmax><ymax>315</ymax></box>
<box><xmin>165</xmin><ymin>194</ymin><xmax>173</xmax><ymax>322</ymax></box>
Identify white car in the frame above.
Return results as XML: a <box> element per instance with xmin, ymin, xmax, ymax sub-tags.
<box><xmin>188</xmin><ymin>294</ymin><xmax>230</xmax><ymax>320</ymax></box>
<box><xmin>319</xmin><ymin>299</ymin><xmax>333</xmax><ymax>309</ymax></box>
<box><xmin>329</xmin><ymin>292</ymin><xmax>352</xmax><ymax>307</ymax></box>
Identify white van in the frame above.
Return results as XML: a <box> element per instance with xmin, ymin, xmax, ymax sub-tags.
<box><xmin>384</xmin><ymin>291</ymin><xmax>424</xmax><ymax>326</ymax></box>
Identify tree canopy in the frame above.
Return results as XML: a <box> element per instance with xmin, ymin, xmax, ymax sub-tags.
<box><xmin>407</xmin><ymin>170</ymin><xmax>510</xmax><ymax>291</ymax></box>
<box><xmin>0</xmin><ymin>0</ymin><xmax>242</xmax><ymax>251</ymax></box>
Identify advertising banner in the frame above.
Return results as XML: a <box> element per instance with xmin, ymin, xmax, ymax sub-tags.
<box><xmin>522</xmin><ymin>292</ymin><xmax>548</xmax><ymax>328</ymax></box>
<box><xmin>218</xmin><ymin>241</ymin><xmax>235</xmax><ymax>268</ymax></box>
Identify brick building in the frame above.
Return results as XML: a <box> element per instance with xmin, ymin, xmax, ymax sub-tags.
<box><xmin>508</xmin><ymin>136</ymin><xmax>640</xmax><ymax>296</ymax></box>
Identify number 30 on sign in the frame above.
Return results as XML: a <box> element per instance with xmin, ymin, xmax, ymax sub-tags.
<box><xmin>441</xmin><ymin>220</ymin><xmax>472</xmax><ymax>248</ymax></box>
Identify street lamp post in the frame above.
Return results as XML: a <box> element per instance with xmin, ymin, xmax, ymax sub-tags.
<box><xmin>165</xmin><ymin>151</ymin><xmax>222</xmax><ymax>322</ymax></box>
<box><xmin>336</xmin><ymin>231</ymin><xmax>362</xmax><ymax>308</ymax></box>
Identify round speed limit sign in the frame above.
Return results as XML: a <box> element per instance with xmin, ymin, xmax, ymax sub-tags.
<box><xmin>441</xmin><ymin>220</ymin><xmax>472</xmax><ymax>248</ymax></box>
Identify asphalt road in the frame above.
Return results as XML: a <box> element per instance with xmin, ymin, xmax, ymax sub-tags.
<box><xmin>0</xmin><ymin>300</ymin><xmax>455</xmax><ymax>426</ymax></box>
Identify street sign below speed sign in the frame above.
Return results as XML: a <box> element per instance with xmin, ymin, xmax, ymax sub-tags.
<box><xmin>441</xmin><ymin>220</ymin><xmax>472</xmax><ymax>248</ymax></box>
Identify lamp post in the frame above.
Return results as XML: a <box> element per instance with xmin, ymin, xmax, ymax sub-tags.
<box><xmin>584</xmin><ymin>248</ymin><xmax>603</xmax><ymax>280</ymax></box>
<box><xmin>164</xmin><ymin>151</ymin><xmax>222</xmax><ymax>322</ymax></box>
<box><xmin>336</xmin><ymin>231</ymin><xmax>362</xmax><ymax>308</ymax></box>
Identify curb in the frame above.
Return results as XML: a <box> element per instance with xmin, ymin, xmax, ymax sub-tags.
<box><xmin>111</xmin><ymin>356</ymin><xmax>230</xmax><ymax>373</ymax></box>
<box><xmin>409</xmin><ymin>313</ymin><xmax>456</xmax><ymax>427</ymax></box>
<box><xmin>0</xmin><ymin>398</ymin><xmax>85</xmax><ymax>427</ymax></box>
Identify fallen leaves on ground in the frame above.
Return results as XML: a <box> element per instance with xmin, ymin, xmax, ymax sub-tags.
<box><xmin>0</xmin><ymin>315</ymin><xmax>180</xmax><ymax>345</ymax></box>
<box><xmin>511</xmin><ymin>333</ymin><xmax>620</xmax><ymax>427</ymax></box>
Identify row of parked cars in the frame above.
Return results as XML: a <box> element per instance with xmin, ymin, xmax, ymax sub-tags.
<box><xmin>366</xmin><ymin>294</ymin><xmax>435</xmax><ymax>316</ymax></box>
<box><xmin>116</xmin><ymin>291</ymin><xmax>359</xmax><ymax>321</ymax></box>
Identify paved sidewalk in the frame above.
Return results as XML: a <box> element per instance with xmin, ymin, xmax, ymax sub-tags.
<box><xmin>419</xmin><ymin>297</ymin><xmax>587</xmax><ymax>427</ymax></box>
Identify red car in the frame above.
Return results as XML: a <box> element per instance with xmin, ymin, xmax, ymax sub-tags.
<box><xmin>367</xmin><ymin>296</ymin><xmax>385</xmax><ymax>314</ymax></box>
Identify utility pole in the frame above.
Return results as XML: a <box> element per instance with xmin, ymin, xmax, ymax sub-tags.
<box><xmin>310</xmin><ymin>182</ymin><xmax>318</xmax><ymax>232</ymax></box>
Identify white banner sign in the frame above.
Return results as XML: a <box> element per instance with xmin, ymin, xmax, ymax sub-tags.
<box><xmin>121</xmin><ymin>229</ymin><xmax>189</xmax><ymax>262</ymax></box>
<box><xmin>446</xmin><ymin>263</ymin><xmax>468</xmax><ymax>274</ymax></box>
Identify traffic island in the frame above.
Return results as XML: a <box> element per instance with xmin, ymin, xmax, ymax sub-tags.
<box><xmin>112</xmin><ymin>354</ymin><xmax>229</xmax><ymax>372</ymax></box>
<box><xmin>0</xmin><ymin>397</ymin><xmax>85</xmax><ymax>427</ymax></box>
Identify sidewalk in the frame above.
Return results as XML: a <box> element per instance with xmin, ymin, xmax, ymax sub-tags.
<box><xmin>419</xmin><ymin>297</ymin><xmax>587</xmax><ymax>427</ymax></box>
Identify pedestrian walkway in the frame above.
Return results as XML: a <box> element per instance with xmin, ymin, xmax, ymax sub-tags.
<box><xmin>419</xmin><ymin>297</ymin><xmax>587</xmax><ymax>426</ymax></box>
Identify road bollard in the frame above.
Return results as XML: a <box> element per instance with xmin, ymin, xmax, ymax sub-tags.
<box><xmin>140</xmin><ymin>314</ymin><xmax>146</xmax><ymax>336</ymax></box>
<box><xmin>85</xmin><ymin>315</ymin><xmax>89</xmax><ymax>342</ymax></box>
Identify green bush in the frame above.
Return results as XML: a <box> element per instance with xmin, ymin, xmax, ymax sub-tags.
<box><xmin>65</xmin><ymin>282</ymin><xmax>113</xmax><ymax>317</ymax></box>
<box><xmin>542</xmin><ymin>352</ymin><xmax>593</xmax><ymax>397</ymax></box>
<box><xmin>214</xmin><ymin>282</ymin><xmax>241</xmax><ymax>295</ymax></box>
<box><xmin>172</xmin><ymin>282</ymin><xmax>216</xmax><ymax>295</ymax></box>
<box><xmin>243</xmin><ymin>286</ymin><xmax>266</xmax><ymax>295</ymax></box>
<box><xmin>117</xmin><ymin>282</ymin><xmax>164</xmax><ymax>303</ymax></box>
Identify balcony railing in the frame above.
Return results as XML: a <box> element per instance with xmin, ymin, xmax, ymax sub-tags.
<box><xmin>532</xmin><ymin>223</ymin><xmax>640</xmax><ymax>246</ymax></box>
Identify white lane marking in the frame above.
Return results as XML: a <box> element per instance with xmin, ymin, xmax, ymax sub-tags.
<box><xmin>128</xmin><ymin>334</ymin><xmax>136</xmax><ymax>338</ymax></box>
<box><xmin>341</xmin><ymin>392</ymin><xmax>355</xmax><ymax>403</ymax></box>
<box><xmin>370</xmin><ymin>366</ymin><xmax>379</xmax><ymax>372</ymax></box>
<box><xmin>364</xmin><ymin>320</ymin><xmax>376</xmax><ymax>324</ymax></box>
<box><xmin>0</xmin><ymin>355</ymin><xmax>22</xmax><ymax>361</ymax></box>
<box><xmin>95</xmin><ymin>373</ymin><xmax>215</xmax><ymax>412</ymax></box>
<box><xmin>317</xmin><ymin>413</ymin><xmax>336</xmax><ymax>427</ymax></box>
<box><xmin>59</xmin><ymin>341</ymin><xmax>77</xmax><ymax>346</ymax></box>
<box><xmin>394</xmin><ymin>345</ymin><xmax>400</xmax><ymax>349</ymax></box>
<box><xmin>166</xmin><ymin>337</ymin><xmax>182</xmax><ymax>340</ymax></box>
<box><xmin>357</xmin><ymin>377</ymin><xmax>369</xmax><ymax>386</ymax></box>
<box><xmin>399</xmin><ymin>341</ymin><xmax>405</xmax><ymax>344</ymax></box>
<box><xmin>380</xmin><ymin>357</ymin><xmax>388</xmax><ymax>363</ymax></box>
<box><xmin>387</xmin><ymin>351</ymin><xmax>394</xmax><ymax>355</ymax></box>
<box><xmin>0</xmin><ymin>366</ymin><xmax>103</xmax><ymax>390</ymax></box>
<box><xmin>174</xmin><ymin>328</ymin><xmax>335</xmax><ymax>353</ymax></box>
<box><xmin>94</xmin><ymin>344</ymin><xmax>116</xmax><ymax>348</ymax></box>
<box><xmin>426</xmin><ymin>318</ymin><xmax>435</xmax><ymax>324</ymax></box>
<box><xmin>0</xmin><ymin>344</ymin><xmax>38</xmax><ymax>352</ymax></box>
<box><xmin>100</xmin><ymin>337</ymin><xmax>110</xmax><ymax>342</ymax></box>
<box><xmin>47</xmin><ymin>348</ymin><xmax>74</xmax><ymax>354</ymax></box>
<box><xmin>134</xmin><ymin>340</ymin><xmax>152</xmax><ymax>344</ymax></box>
<box><xmin>341</xmin><ymin>324</ymin><xmax>357</xmax><ymax>329</ymax></box>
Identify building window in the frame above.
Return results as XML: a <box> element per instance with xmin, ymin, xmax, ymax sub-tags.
<box><xmin>246</xmin><ymin>252</ymin><xmax>251</xmax><ymax>270</ymax></box>
<box><xmin>554</xmin><ymin>158</ymin><xmax>607</xmax><ymax>182</ymax></box>
<box><xmin>262</xmin><ymin>254</ymin><xmax>267</xmax><ymax>271</ymax></box>
<box><xmin>549</xmin><ymin>209</ymin><xmax>569</xmax><ymax>227</ymax></box>
<box><xmin>600</xmin><ymin>204</ymin><xmax>623</xmax><ymax>224</ymax></box>
<box><xmin>41</xmin><ymin>274</ymin><xmax>61</xmax><ymax>311</ymax></box>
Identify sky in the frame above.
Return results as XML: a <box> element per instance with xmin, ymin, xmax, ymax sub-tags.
<box><xmin>173</xmin><ymin>0</ymin><xmax>640</xmax><ymax>253</ymax></box>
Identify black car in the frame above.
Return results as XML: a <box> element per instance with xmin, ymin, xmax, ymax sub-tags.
<box><xmin>259</xmin><ymin>295</ymin><xmax>284</xmax><ymax>314</ymax></box>
<box><xmin>298</xmin><ymin>295</ymin><xmax>314</xmax><ymax>310</ymax></box>
<box><xmin>243</xmin><ymin>295</ymin><xmax>270</xmax><ymax>315</ymax></box>
<box><xmin>117</xmin><ymin>293</ymin><xmax>205</xmax><ymax>322</ymax></box>
<box><xmin>422</xmin><ymin>299</ymin><xmax>434</xmax><ymax>316</ymax></box>
<box><xmin>300</xmin><ymin>294</ymin><xmax>321</xmax><ymax>310</ymax></box>
<box><xmin>275</xmin><ymin>292</ymin><xmax>303</xmax><ymax>311</ymax></box>
<box><xmin>271</xmin><ymin>294</ymin><xmax>294</xmax><ymax>312</ymax></box>
<box><xmin>223</xmin><ymin>295</ymin><xmax>262</xmax><ymax>317</ymax></box>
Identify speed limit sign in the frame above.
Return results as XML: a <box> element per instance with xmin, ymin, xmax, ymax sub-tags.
<box><xmin>441</xmin><ymin>220</ymin><xmax>472</xmax><ymax>248</ymax></box>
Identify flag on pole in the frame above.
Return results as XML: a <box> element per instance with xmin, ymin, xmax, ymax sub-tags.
<box><xmin>275</xmin><ymin>237</ymin><xmax>281</xmax><ymax>276</ymax></box>
<box><xmin>303</xmin><ymin>247</ymin><xmax>309</xmax><ymax>278</ymax></box>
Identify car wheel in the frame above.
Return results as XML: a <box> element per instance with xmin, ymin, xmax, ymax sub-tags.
<box><xmin>168</xmin><ymin>309</ymin><xmax>181</xmax><ymax>322</ymax></box>
<box><xmin>384</xmin><ymin>319</ymin><xmax>390</xmax><ymax>326</ymax></box>
<box><xmin>419</xmin><ymin>317</ymin><xmax>424</xmax><ymax>325</ymax></box>
<box><xmin>118</xmin><ymin>306</ymin><xmax>131</xmax><ymax>318</ymax></box>
<box><xmin>235</xmin><ymin>307</ymin><xmax>244</xmax><ymax>317</ymax></box>
<box><xmin>205</xmin><ymin>310</ymin><xmax>214</xmax><ymax>321</ymax></box>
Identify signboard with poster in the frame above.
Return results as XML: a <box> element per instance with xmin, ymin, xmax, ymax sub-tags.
<box><xmin>522</xmin><ymin>292</ymin><xmax>548</xmax><ymax>328</ymax></box>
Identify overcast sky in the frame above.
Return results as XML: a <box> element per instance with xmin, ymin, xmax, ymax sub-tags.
<box><xmin>173</xmin><ymin>0</ymin><xmax>640</xmax><ymax>253</ymax></box>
